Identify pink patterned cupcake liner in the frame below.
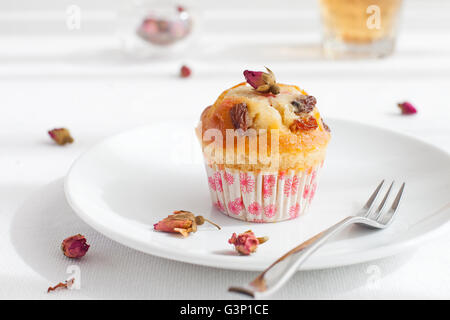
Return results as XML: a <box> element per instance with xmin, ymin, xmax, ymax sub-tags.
<box><xmin>205</xmin><ymin>164</ymin><xmax>321</xmax><ymax>223</ymax></box>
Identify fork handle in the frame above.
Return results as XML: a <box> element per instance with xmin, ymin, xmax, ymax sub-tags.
<box><xmin>250</xmin><ymin>215</ymin><xmax>364</xmax><ymax>297</ymax></box>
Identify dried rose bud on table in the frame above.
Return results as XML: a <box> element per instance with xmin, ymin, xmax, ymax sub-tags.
<box><xmin>243</xmin><ymin>67</ymin><xmax>280</xmax><ymax>95</ymax></box>
<box><xmin>61</xmin><ymin>234</ymin><xmax>90</xmax><ymax>258</ymax></box>
<box><xmin>397</xmin><ymin>101</ymin><xmax>417</xmax><ymax>115</ymax></box>
<box><xmin>48</xmin><ymin>128</ymin><xmax>74</xmax><ymax>145</ymax></box>
<box><xmin>180</xmin><ymin>65</ymin><xmax>191</xmax><ymax>78</ymax></box>
<box><xmin>154</xmin><ymin>210</ymin><xmax>221</xmax><ymax>237</ymax></box>
<box><xmin>228</xmin><ymin>230</ymin><xmax>268</xmax><ymax>255</ymax></box>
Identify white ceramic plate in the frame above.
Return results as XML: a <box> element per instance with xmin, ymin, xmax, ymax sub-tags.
<box><xmin>64</xmin><ymin>119</ymin><xmax>450</xmax><ymax>270</ymax></box>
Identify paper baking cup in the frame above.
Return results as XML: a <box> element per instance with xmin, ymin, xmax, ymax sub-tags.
<box><xmin>205</xmin><ymin>164</ymin><xmax>321</xmax><ymax>223</ymax></box>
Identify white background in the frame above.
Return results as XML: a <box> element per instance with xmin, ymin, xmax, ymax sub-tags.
<box><xmin>0</xmin><ymin>0</ymin><xmax>449</xmax><ymax>299</ymax></box>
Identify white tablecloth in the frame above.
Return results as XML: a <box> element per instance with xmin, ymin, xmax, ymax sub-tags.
<box><xmin>1</xmin><ymin>0</ymin><xmax>449</xmax><ymax>299</ymax></box>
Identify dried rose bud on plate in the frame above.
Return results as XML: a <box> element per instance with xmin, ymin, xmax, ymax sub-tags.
<box><xmin>48</xmin><ymin>128</ymin><xmax>74</xmax><ymax>145</ymax></box>
<box><xmin>154</xmin><ymin>210</ymin><xmax>221</xmax><ymax>237</ymax></box>
<box><xmin>228</xmin><ymin>230</ymin><xmax>268</xmax><ymax>255</ymax></box>
<box><xmin>61</xmin><ymin>234</ymin><xmax>90</xmax><ymax>258</ymax></box>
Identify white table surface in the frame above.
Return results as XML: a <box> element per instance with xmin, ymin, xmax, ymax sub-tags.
<box><xmin>1</xmin><ymin>0</ymin><xmax>449</xmax><ymax>299</ymax></box>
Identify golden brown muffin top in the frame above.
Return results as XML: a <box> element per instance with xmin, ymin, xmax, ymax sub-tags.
<box><xmin>199</xmin><ymin>82</ymin><xmax>331</xmax><ymax>155</ymax></box>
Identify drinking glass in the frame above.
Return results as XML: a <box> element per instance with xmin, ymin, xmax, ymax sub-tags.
<box><xmin>319</xmin><ymin>0</ymin><xmax>403</xmax><ymax>58</ymax></box>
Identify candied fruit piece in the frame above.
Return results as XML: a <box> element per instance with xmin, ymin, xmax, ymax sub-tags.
<box><xmin>290</xmin><ymin>116</ymin><xmax>318</xmax><ymax>132</ymax></box>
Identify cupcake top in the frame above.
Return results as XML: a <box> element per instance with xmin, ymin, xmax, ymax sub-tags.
<box><xmin>198</xmin><ymin>68</ymin><xmax>331</xmax><ymax>171</ymax></box>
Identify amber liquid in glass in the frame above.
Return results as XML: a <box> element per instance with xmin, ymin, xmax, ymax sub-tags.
<box><xmin>319</xmin><ymin>0</ymin><xmax>403</xmax><ymax>58</ymax></box>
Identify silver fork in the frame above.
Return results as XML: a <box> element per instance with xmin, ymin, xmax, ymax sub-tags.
<box><xmin>228</xmin><ymin>180</ymin><xmax>405</xmax><ymax>298</ymax></box>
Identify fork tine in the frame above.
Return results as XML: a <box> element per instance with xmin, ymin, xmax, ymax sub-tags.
<box><xmin>362</xmin><ymin>180</ymin><xmax>385</xmax><ymax>214</ymax></box>
<box><xmin>373</xmin><ymin>181</ymin><xmax>394</xmax><ymax>220</ymax></box>
<box><xmin>390</xmin><ymin>183</ymin><xmax>405</xmax><ymax>212</ymax></box>
<box><xmin>380</xmin><ymin>182</ymin><xmax>405</xmax><ymax>225</ymax></box>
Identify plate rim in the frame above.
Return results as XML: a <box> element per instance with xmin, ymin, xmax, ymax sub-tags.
<box><xmin>64</xmin><ymin>118</ymin><xmax>450</xmax><ymax>271</ymax></box>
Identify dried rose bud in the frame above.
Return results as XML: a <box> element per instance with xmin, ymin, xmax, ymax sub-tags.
<box><xmin>61</xmin><ymin>234</ymin><xmax>90</xmax><ymax>259</ymax></box>
<box><xmin>154</xmin><ymin>210</ymin><xmax>220</xmax><ymax>237</ymax></box>
<box><xmin>180</xmin><ymin>65</ymin><xmax>191</xmax><ymax>78</ymax></box>
<box><xmin>48</xmin><ymin>128</ymin><xmax>74</xmax><ymax>145</ymax></box>
<box><xmin>243</xmin><ymin>67</ymin><xmax>280</xmax><ymax>95</ymax></box>
<box><xmin>398</xmin><ymin>101</ymin><xmax>417</xmax><ymax>115</ymax></box>
<box><xmin>228</xmin><ymin>230</ymin><xmax>268</xmax><ymax>255</ymax></box>
<box><xmin>243</xmin><ymin>71</ymin><xmax>265</xmax><ymax>88</ymax></box>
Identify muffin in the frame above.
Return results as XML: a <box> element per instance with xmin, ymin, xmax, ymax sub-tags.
<box><xmin>196</xmin><ymin>68</ymin><xmax>331</xmax><ymax>222</ymax></box>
